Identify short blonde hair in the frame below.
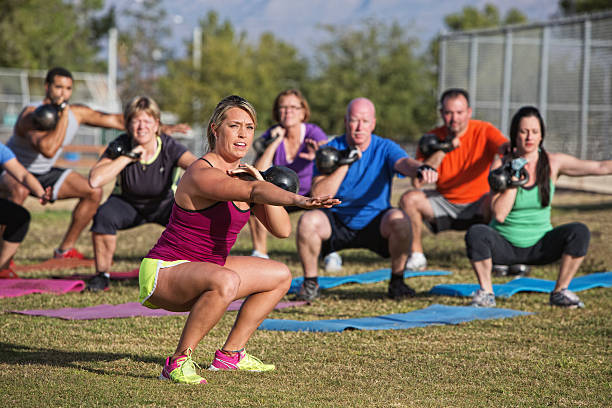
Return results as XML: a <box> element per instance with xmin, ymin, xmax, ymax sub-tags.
<box><xmin>206</xmin><ymin>95</ymin><xmax>257</xmax><ymax>152</ymax></box>
<box><xmin>124</xmin><ymin>96</ymin><xmax>162</xmax><ymax>137</ymax></box>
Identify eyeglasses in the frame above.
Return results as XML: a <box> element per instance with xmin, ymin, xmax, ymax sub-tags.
<box><xmin>278</xmin><ymin>105</ymin><xmax>302</xmax><ymax>112</ymax></box>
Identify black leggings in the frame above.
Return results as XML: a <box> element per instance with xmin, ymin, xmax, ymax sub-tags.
<box><xmin>0</xmin><ymin>198</ymin><xmax>31</xmax><ymax>243</ymax></box>
<box><xmin>465</xmin><ymin>222</ymin><xmax>590</xmax><ymax>265</ymax></box>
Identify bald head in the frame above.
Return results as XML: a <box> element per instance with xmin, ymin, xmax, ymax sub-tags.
<box><xmin>345</xmin><ymin>98</ymin><xmax>376</xmax><ymax>149</ymax></box>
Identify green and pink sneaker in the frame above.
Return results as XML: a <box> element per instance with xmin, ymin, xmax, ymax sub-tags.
<box><xmin>160</xmin><ymin>348</ymin><xmax>207</xmax><ymax>384</ymax></box>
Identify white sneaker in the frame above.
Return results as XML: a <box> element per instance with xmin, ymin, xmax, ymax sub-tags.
<box><xmin>405</xmin><ymin>252</ymin><xmax>427</xmax><ymax>271</ymax></box>
<box><xmin>323</xmin><ymin>252</ymin><xmax>342</xmax><ymax>273</ymax></box>
<box><xmin>251</xmin><ymin>250</ymin><xmax>269</xmax><ymax>259</ymax></box>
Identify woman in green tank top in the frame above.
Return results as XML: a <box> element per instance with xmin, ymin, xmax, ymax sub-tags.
<box><xmin>465</xmin><ymin>106</ymin><xmax>612</xmax><ymax>309</ymax></box>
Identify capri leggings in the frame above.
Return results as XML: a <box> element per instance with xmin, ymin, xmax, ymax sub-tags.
<box><xmin>465</xmin><ymin>222</ymin><xmax>590</xmax><ymax>265</ymax></box>
<box><xmin>0</xmin><ymin>198</ymin><xmax>30</xmax><ymax>243</ymax></box>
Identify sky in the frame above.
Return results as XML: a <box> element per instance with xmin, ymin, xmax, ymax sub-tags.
<box><xmin>107</xmin><ymin>0</ymin><xmax>561</xmax><ymax>57</ymax></box>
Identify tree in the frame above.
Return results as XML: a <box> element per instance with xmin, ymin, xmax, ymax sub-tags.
<box><xmin>115</xmin><ymin>0</ymin><xmax>171</xmax><ymax>101</ymax></box>
<box><xmin>158</xmin><ymin>11</ymin><xmax>308</xmax><ymax>132</ymax></box>
<box><xmin>305</xmin><ymin>20</ymin><xmax>436</xmax><ymax>142</ymax></box>
<box><xmin>444</xmin><ymin>3</ymin><xmax>527</xmax><ymax>31</ymax></box>
<box><xmin>559</xmin><ymin>0</ymin><xmax>612</xmax><ymax>15</ymax></box>
<box><xmin>0</xmin><ymin>0</ymin><xmax>113</xmax><ymax>71</ymax></box>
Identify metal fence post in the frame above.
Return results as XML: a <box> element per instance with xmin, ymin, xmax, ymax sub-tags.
<box><xmin>539</xmin><ymin>26</ymin><xmax>550</xmax><ymax>122</ymax></box>
<box><xmin>469</xmin><ymin>35</ymin><xmax>479</xmax><ymax>115</ymax></box>
<box><xmin>580</xmin><ymin>19</ymin><xmax>591</xmax><ymax>160</ymax></box>
<box><xmin>501</xmin><ymin>30</ymin><xmax>513</xmax><ymax>134</ymax></box>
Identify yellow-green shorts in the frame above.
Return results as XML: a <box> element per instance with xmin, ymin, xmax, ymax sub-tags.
<box><xmin>139</xmin><ymin>258</ymin><xmax>190</xmax><ymax>309</ymax></box>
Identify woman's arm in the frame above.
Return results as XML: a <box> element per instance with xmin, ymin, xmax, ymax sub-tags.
<box><xmin>489</xmin><ymin>155</ymin><xmax>516</xmax><ymax>223</ymax></box>
<box><xmin>3</xmin><ymin>158</ymin><xmax>50</xmax><ymax>202</ymax></box>
<box><xmin>177</xmin><ymin>151</ymin><xmax>198</xmax><ymax>170</ymax></box>
<box><xmin>552</xmin><ymin>152</ymin><xmax>612</xmax><ymax>179</ymax></box>
<box><xmin>89</xmin><ymin>155</ymin><xmax>134</xmax><ymax>188</ymax></box>
<box><xmin>253</xmin><ymin>127</ymin><xmax>284</xmax><ymax>171</ymax></box>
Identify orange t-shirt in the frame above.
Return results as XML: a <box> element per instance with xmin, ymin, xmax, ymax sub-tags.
<box><xmin>417</xmin><ymin>119</ymin><xmax>507</xmax><ymax>204</ymax></box>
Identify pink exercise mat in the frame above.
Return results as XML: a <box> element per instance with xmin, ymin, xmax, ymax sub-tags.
<box><xmin>52</xmin><ymin>268</ymin><xmax>140</xmax><ymax>281</ymax></box>
<box><xmin>12</xmin><ymin>299</ymin><xmax>308</xmax><ymax>320</ymax></box>
<box><xmin>0</xmin><ymin>278</ymin><xmax>85</xmax><ymax>298</ymax></box>
<box><xmin>13</xmin><ymin>258</ymin><xmax>94</xmax><ymax>272</ymax></box>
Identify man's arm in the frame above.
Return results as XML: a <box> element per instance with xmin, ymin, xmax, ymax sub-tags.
<box><xmin>17</xmin><ymin>106</ymin><xmax>71</xmax><ymax>158</ymax></box>
<box><xmin>73</xmin><ymin>105</ymin><xmax>124</xmax><ymax>130</ymax></box>
<box><xmin>310</xmin><ymin>164</ymin><xmax>350</xmax><ymax>197</ymax></box>
<box><xmin>395</xmin><ymin>157</ymin><xmax>438</xmax><ymax>185</ymax></box>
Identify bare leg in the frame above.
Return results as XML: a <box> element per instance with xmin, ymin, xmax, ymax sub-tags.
<box><xmin>554</xmin><ymin>254</ymin><xmax>585</xmax><ymax>292</ymax></box>
<box><xmin>380</xmin><ymin>209</ymin><xmax>412</xmax><ymax>276</ymax></box>
<box><xmin>399</xmin><ymin>190</ymin><xmax>434</xmax><ymax>254</ymax></box>
<box><xmin>472</xmin><ymin>258</ymin><xmax>493</xmax><ymax>293</ymax></box>
<box><xmin>55</xmin><ymin>172</ymin><xmax>102</xmax><ymax>251</ymax></box>
<box><xmin>248</xmin><ymin>216</ymin><xmax>268</xmax><ymax>255</ymax></box>
<box><xmin>0</xmin><ymin>241</ymin><xmax>20</xmax><ymax>270</ymax></box>
<box><xmin>296</xmin><ymin>210</ymin><xmax>332</xmax><ymax>278</ymax></box>
<box><xmin>92</xmin><ymin>232</ymin><xmax>116</xmax><ymax>273</ymax></box>
<box><xmin>1</xmin><ymin>172</ymin><xmax>29</xmax><ymax>205</ymax></box>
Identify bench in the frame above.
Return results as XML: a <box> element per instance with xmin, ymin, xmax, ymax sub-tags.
<box><xmin>55</xmin><ymin>144</ymin><xmax>106</xmax><ymax>169</ymax></box>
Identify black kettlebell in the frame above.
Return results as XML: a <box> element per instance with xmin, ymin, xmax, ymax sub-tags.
<box><xmin>262</xmin><ymin>166</ymin><xmax>300</xmax><ymax>194</ymax></box>
<box><xmin>488</xmin><ymin>158</ymin><xmax>529</xmax><ymax>192</ymax></box>
<box><xmin>418</xmin><ymin>133</ymin><xmax>455</xmax><ymax>158</ymax></box>
<box><xmin>32</xmin><ymin>102</ymin><xmax>66</xmax><ymax>131</ymax></box>
<box><xmin>106</xmin><ymin>136</ymin><xmax>141</xmax><ymax>160</ymax></box>
<box><xmin>315</xmin><ymin>146</ymin><xmax>360</xmax><ymax>174</ymax></box>
<box><xmin>252</xmin><ymin>134</ymin><xmax>281</xmax><ymax>155</ymax></box>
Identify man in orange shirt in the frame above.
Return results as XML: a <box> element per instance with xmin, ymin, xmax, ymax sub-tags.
<box><xmin>400</xmin><ymin>88</ymin><xmax>508</xmax><ymax>270</ymax></box>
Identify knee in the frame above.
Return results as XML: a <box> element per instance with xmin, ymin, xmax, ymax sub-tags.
<box><xmin>386</xmin><ymin>211</ymin><xmax>412</xmax><ymax>241</ymax></box>
<box><xmin>213</xmin><ymin>272</ymin><xmax>241</xmax><ymax>301</ymax></box>
<box><xmin>297</xmin><ymin>211</ymin><xmax>322</xmax><ymax>242</ymax></box>
<box><xmin>274</xmin><ymin>263</ymin><xmax>292</xmax><ymax>291</ymax></box>
<box><xmin>465</xmin><ymin>224</ymin><xmax>490</xmax><ymax>247</ymax></box>
<box><xmin>88</xmin><ymin>186</ymin><xmax>103</xmax><ymax>203</ymax></box>
<box><xmin>399</xmin><ymin>190</ymin><xmax>424</xmax><ymax>214</ymax></box>
<box><xmin>571</xmin><ymin>222</ymin><xmax>590</xmax><ymax>243</ymax></box>
<box><xmin>11</xmin><ymin>183</ymin><xmax>29</xmax><ymax>204</ymax></box>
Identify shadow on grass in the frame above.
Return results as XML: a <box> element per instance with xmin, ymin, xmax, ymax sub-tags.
<box><xmin>554</xmin><ymin>201</ymin><xmax>612</xmax><ymax>212</ymax></box>
<box><xmin>0</xmin><ymin>341</ymin><xmax>159</xmax><ymax>379</ymax></box>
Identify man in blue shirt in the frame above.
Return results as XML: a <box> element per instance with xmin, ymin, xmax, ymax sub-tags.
<box><xmin>296</xmin><ymin>98</ymin><xmax>438</xmax><ymax>300</ymax></box>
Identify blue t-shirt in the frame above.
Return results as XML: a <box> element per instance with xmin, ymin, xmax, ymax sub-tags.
<box><xmin>314</xmin><ymin>134</ymin><xmax>408</xmax><ymax>230</ymax></box>
<box><xmin>0</xmin><ymin>143</ymin><xmax>16</xmax><ymax>166</ymax></box>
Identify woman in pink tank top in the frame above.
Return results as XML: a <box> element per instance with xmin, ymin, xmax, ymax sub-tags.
<box><xmin>141</xmin><ymin>95</ymin><xmax>340</xmax><ymax>384</ymax></box>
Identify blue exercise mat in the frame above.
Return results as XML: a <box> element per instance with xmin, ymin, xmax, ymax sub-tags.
<box><xmin>258</xmin><ymin>304</ymin><xmax>530</xmax><ymax>332</ymax></box>
<box><xmin>287</xmin><ymin>269</ymin><xmax>451</xmax><ymax>294</ymax></box>
<box><xmin>430</xmin><ymin>271</ymin><xmax>612</xmax><ymax>298</ymax></box>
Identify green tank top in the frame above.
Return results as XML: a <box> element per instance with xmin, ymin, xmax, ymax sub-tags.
<box><xmin>490</xmin><ymin>182</ymin><xmax>554</xmax><ymax>248</ymax></box>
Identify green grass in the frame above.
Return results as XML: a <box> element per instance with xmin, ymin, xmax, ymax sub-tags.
<box><xmin>1</xmin><ymin>190</ymin><xmax>611</xmax><ymax>407</ymax></box>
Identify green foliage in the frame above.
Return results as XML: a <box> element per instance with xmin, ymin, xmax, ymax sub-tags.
<box><xmin>158</xmin><ymin>11</ymin><xmax>309</xmax><ymax>133</ymax></box>
<box><xmin>304</xmin><ymin>21</ymin><xmax>437</xmax><ymax>142</ymax></box>
<box><xmin>0</xmin><ymin>0</ymin><xmax>112</xmax><ymax>71</ymax></box>
<box><xmin>444</xmin><ymin>3</ymin><xmax>527</xmax><ymax>31</ymax></box>
<box><xmin>559</xmin><ymin>0</ymin><xmax>612</xmax><ymax>15</ymax></box>
<box><xmin>116</xmin><ymin>0</ymin><xmax>171</xmax><ymax>101</ymax></box>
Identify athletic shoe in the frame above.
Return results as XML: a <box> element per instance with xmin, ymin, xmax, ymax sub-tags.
<box><xmin>388</xmin><ymin>279</ymin><xmax>416</xmax><ymax>299</ymax></box>
<box><xmin>0</xmin><ymin>268</ymin><xmax>18</xmax><ymax>279</ymax></box>
<box><xmin>251</xmin><ymin>250</ymin><xmax>269</xmax><ymax>259</ymax></box>
<box><xmin>405</xmin><ymin>252</ymin><xmax>427</xmax><ymax>271</ymax></box>
<box><xmin>208</xmin><ymin>349</ymin><xmax>275</xmax><ymax>372</ymax></box>
<box><xmin>550</xmin><ymin>288</ymin><xmax>584</xmax><ymax>309</ymax></box>
<box><xmin>54</xmin><ymin>247</ymin><xmax>86</xmax><ymax>259</ymax></box>
<box><xmin>296</xmin><ymin>280</ymin><xmax>320</xmax><ymax>301</ymax></box>
<box><xmin>160</xmin><ymin>348</ymin><xmax>207</xmax><ymax>384</ymax></box>
<box><xmin>471</xmin><ymin>289</ymin><xmax>496</xmax><ymax>307</ymax></box>
<box><xmin>86</xmin><ymin>272</ymin><xmax>110</xmax><ymax>292</ymax></box>
<box><xmin>323</xmin><ymin>252</ymin><xmax>343</xmax><ymax>273</ymax></box>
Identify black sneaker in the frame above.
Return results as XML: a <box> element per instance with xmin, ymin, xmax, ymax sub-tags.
<box><xmin>296</xmin><ymin>280</ymin><xmax>320</xmax><ymax>301</ymax></box>
<box><xmin>550</xmin><ymin>288</ymin><xmax>584</xmax><ymax>308</ymax></box>
<box><xmin>388</xmin><ymin>279</ymin><xmax>416</xmax><ymax>299</ymax></box>
<box><xmin>87</xmin><ymin>273</ymin><xmax>110</xmax><ymax>292</ymax></box>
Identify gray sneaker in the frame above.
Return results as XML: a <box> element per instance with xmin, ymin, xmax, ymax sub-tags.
<box><xmin>296</xmin><ymin>280</ymin><xmax>320</xmax><ymax>301</ymax></box>
<box><xmin>471</xmin><ymin>289</ymin><xmax>496</xmax><ymax>307</ymax></box>
<box><xmin>550</xmin><ymin>288</ymin><xmax>584</xmax><ymax>308</ymax></box>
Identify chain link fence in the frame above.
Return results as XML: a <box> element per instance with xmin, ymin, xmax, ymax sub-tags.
<box><xmin>438</xmin><ymin>11</ymin><xmax>612</xmax><ymax>193</ymax></box>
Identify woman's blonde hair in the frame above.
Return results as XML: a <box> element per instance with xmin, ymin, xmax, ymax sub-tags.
<box><xmin>206</xmin><ymin>95</ymin><xmax>257</xmax><ymax>152</ymax></box>
<box><xmin>124</xmin><ymin>96</ymin><xmax>162</xmax><ymax>137</ymax></box>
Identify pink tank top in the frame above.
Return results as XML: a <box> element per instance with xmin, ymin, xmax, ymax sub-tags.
<box><xmin>147</xmin><ymin>200</ymin><xmax>251</xmax><ymax>266</ymax></box>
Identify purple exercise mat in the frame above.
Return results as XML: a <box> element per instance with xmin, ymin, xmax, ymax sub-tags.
<box><xmin>0</xmin><ymin>278</ymin><xmax>85</xmax><ymax>298</ymax></box>
<box><xmin>12</xmin><ymin>299</ymin><xmax>307</xmax><ymax>320</ymax></box>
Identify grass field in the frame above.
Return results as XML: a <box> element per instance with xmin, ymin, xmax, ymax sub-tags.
<box><xmin>1</xmin><ymin>185</ymin><xmax>611</xmax><ymax>407</ymax></box>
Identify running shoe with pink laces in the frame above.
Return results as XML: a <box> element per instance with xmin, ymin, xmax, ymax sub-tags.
<box><xmin>160</xmin><ymin>348</ymin><xmax>207</xmax><ymax>384</ymax></box>
<box><xmin>54</xmin><ymin>247</ymin><xmax>86</xmax><ymax>259</ymax></box>
<box><xmin>208</xmin><ymin>349</ymin><xmax>275</xmax><ymax>372</ymax></box>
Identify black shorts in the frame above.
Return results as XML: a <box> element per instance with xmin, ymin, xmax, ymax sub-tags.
<box><xmin>321</xmin><ymin>208</ymin><xmax>391</xmax><ymax>259</ymax></box>
<box><xmin>32</xmin><ymin>167</ymin><xmax>72</xmax><ymax>201</ymax></box>
<box><xmin>465</xmin><ymin>222</ymin><xmax>591</xmax><ymax>264</ymax></box>
<box><xmin>91</xmin><ymin>195</ymin><xmax>173</xmax><ymax>235</ymax></box>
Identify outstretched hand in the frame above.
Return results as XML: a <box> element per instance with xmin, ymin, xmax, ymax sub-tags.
<box><xmin>161</xmin><ymin>123</ymin><xmax>192</xmax><ymax>135</ymax></box>
<box><xmin>297</xmin><ymin>195</ymin><xmax>341</xmax><ymax>209</ymax></box>
<box><xmin>298</xmin><ymin>138</ymin><xmax>326</xmax><ymax>161</ymax></box>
